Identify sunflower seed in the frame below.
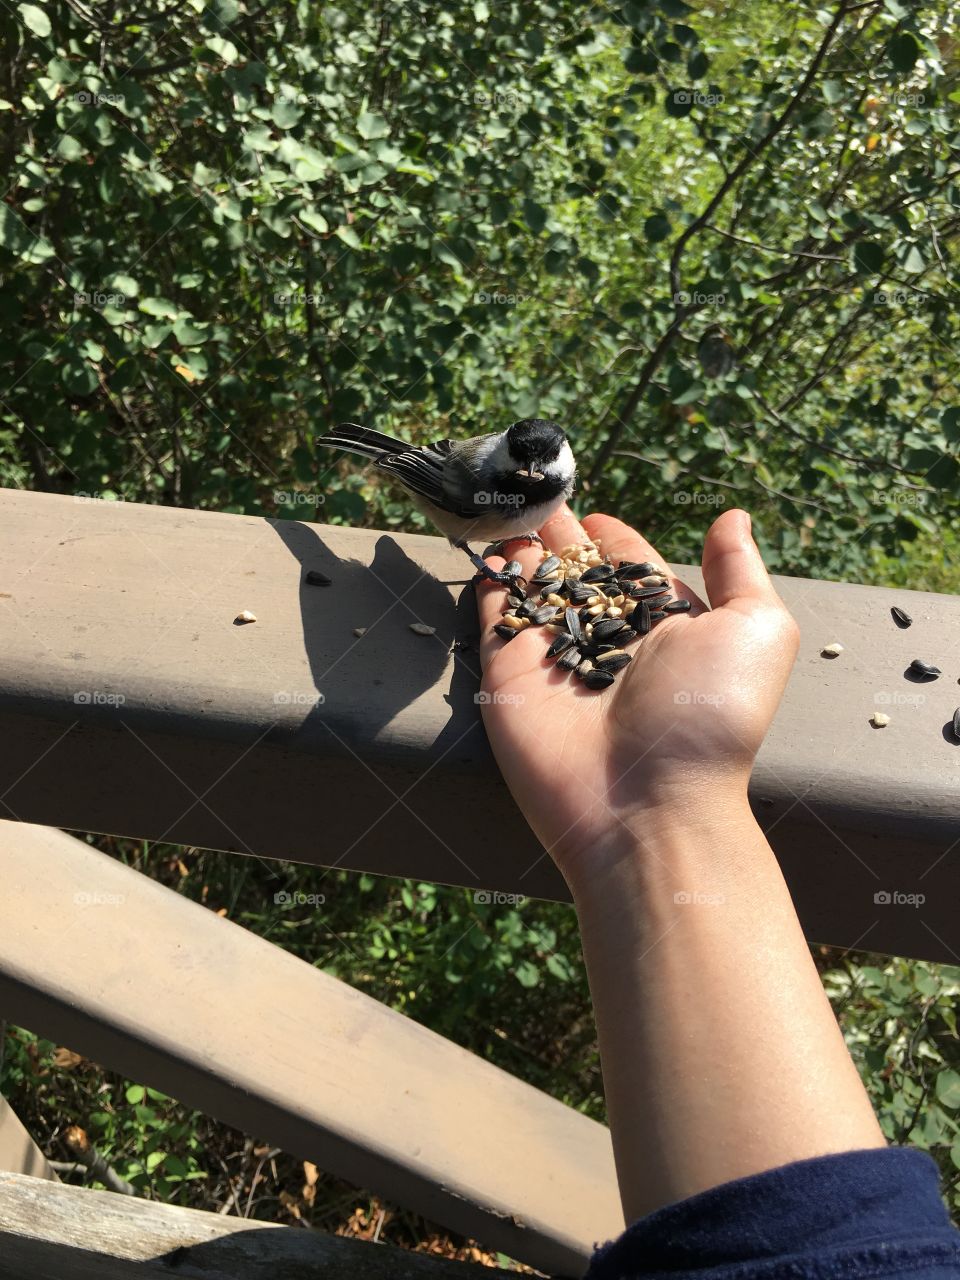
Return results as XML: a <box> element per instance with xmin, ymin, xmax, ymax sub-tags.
<box><xmin>556</xmin><ymin>648</ymin><xmax>581</xmax><ymax>671</ymax></box>
<box><xmin>615</xmin><ymin>562</ymin><xmax>659</xmax><ymax>580</ymax></box>
<box><xmin>565</xmin><ymin>608</ymin><xmax>582</xmax><ymax>643</ymax></box>
<box><xmin>547</xmin><ymin>632</ymin><xmax>576</xmax><ymax>658</ymax></box>
<box><xmin>953</xmin><ymin>708</ymin><xmax>960</xmax><ymax>741</ymax></box>
<box><xmin>235</xmin><ymin>609</ymin><xmax>257</xmax><ymax>624</ymax></box>
<box><xmin>574</xmin><ymin>659</ymin><xmax>594</xmax><ymax>678</ymax></box>
<box><xmin>592</xmin><ymin>617</ymin><xmax>627</xmax><ymax>642</ymax></box>
<box><xmin>595</xmin><ymin>650</ymin><xmax>632</xmax><ymax>672</ymax></box>
<box><xmin>544</xmin><ymin>593</ymin><xmax>565</xmax><ymax>608</ymax></box>
<box><xmin>502</xmin><ymin>560</ymin><xmax>522</xmax><ymax>578</ymax></box>
<box><xmin>305</xmin><ymin>569</ymin><xmax>332</xmax><ymax>586</ymax></box>
<box><xmin>871</xmin><ymin>712</ymin><xmax>890</xmax><ymax>728</ymax></box>
<box><xmin>533</xmin><ymin>555</ymin><xmax>561</xmax><ymax>581</ymax></box>
<box><xmin>891</xmin><ymin>606</ymin><xmax>912</xmax><ymax>629</ymax></box>
<box><xmin>583</xmin><ymin>668</ymin><xmax>616</xmax><ymax>689</ymax></box>
<box><xmin>409</xmin><ymin>622</ymin><xmax>436</xmax><ymax>636</ymax></box>
<box><xmin>353</xmin><ymin>627</ymin><xmax>366</xmax><ymax>637</ymax></box>
<box><xmin>493</xmin><ymin>623</ymin><xmax>517</xmax><ymax>641</ymax></box>
<box><xmin>582</xmin><ymin>563</ymin><xmax>616</xmax><ymax>583</ymax></box>
<box><xmin>664</xmin><ymin>599</ymin><xmax>692</xmax><ymax>613</ymax></box>
<box><xmin>635</xmin><ymin>584</ymin><xmax>673</xmax><ymax>599</ymax></box>
<box><xmin>567</xmin><ymin>582</ymin><xmax>594</xmax><ymax>603</ymax></box>
<box><xmin>821</xmin><ymin>643</ymin><xmax>844</xmax><ymax>657</ymax></box>
<box><xmin>635</xmin><ymin>601</ymin><xmax>652</xmax><ymax>636</ymax></box>
<box><xmin>910</xmin><ymin>658</ymin><xmax>941</xmax><ymax>678</ymax></box>
<box><xmin>530</xmin><ymin>604</ymin><xmax>556</xmax><ymax>625</ymax></box>
<box><xmin>649</xmin><ymin>609</ymin><xmax>667</xmax><ymax>621</ymax></box>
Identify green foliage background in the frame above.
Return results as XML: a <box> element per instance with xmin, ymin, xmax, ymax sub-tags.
<box><xmin>1</xmin><ymin>0</ymin><xmax>960</xmax><ymax>1238</ymax></box>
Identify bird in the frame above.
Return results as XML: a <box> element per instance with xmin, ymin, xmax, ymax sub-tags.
<box><xmin>317</xmin><ymin>418</ymin><xmax>576</xmax><ymax>583</ymax></box>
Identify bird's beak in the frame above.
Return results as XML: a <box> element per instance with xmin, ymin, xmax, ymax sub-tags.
<box><xmin>516</xmin><ymin>465</ymin><xmax>545</xmax><ymax>481</ymax></box>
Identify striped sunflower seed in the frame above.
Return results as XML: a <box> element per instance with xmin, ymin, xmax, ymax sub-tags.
<box><xmin>533</xmin><ymin>555</ymin><xmax>562</xmax><ymax>581</ymax></box>
<box><xmin>493</xmin><ymin>623</ymin><xmax>517</xmax><ymax>641</ymax></box>
<box><xmin>635</xmin><ymin>601</ymin><xmax>652</xmax><ymax>636</ymax></box>
<box><xmin>581</xmin><ymin>564</ymin><xmax>616</xmax><ymax>583</ymax></box>
<box><xmin>891</xmin><ymin>607</ymin><xmax>912</xmax><ymax>629</ymax></box>
<box><xmin>565</xmin><ymin>607</ymin><xmax>583</xmax><ymax>643</ymax></box>
<box><xmin>910</xmin><ymin>658</ymin><xmax>941</xmax><ymax>678</ymax></box>
<box><xmin>556</xmin><ymin>648</ymin><xmax>582</xmax><ymax>671</ymax></box>
<box><xmin>583</xmin><ymin>668</ymin><xmax>616</xmax><ymax>689</ymax></box>
<box><xmin>595</xmin><ymin>650</ymin><xmax>632</xmax><ymax>672</ymax></box>
<box><xmin>664</xmin><ymin>599</ymin><xmax>692</xmax><ymax>613</ymax></box>
<box><xmin>547</xmin><ymin>632</ymin><xmax>576</xmax><ymax>658</ymax></box>
<box><xmin>592</xmin><ymin>617</ymin><xmax>627</xmax><ymax>642</ymax></box>
<box><xmin>531</xmin><ymin>604</ymin><xmax>557</xmax><ymax>625</ymax></box>
<box><xmin>953</xmin><ymin>708</ymin><xmax>960</xmax><ymax>741</ymax></box>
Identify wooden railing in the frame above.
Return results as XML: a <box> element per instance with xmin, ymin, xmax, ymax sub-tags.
<box><xmin>1</xmin><ymin>486</ymin><xmax>959</xmax><ymax>1275</ymax></box>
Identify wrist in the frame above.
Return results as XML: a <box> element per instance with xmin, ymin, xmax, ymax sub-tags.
<box><xmin>559</xmin><ymin>779</ymin><xmax>765</xmax><ymax>905</ymax></box>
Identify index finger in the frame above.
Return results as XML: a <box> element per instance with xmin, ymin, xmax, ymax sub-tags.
<box><xmin>581</xmin><ymin>513</ymin><xmax>707</xmax><ymax>614</ymax></box>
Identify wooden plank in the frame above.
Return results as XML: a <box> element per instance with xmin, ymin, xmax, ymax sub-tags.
<box><xmin>0</xmin><ymin>487</ymin><xmax>958</xmax><ymax>961</ymax></box>
<box><xmin>0</xmin><ymin>822</ymin><xmax>621</xmax><ymax>1276</ymax></box>
<box><xmin>0</xmin><ymin>1170</ymin><xmax>520</xmax><ymax>1279</ymax></box>
<box><xmin>0</xmin><ymin>1097</ymin><xmax>58</xmax><ymax>1181</ymax></box>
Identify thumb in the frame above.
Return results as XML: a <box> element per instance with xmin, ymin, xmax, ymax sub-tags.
<box><xmin>701</xmin><ymin>508</ymin><xmax>781</xmax><ymax>611</ymax></box>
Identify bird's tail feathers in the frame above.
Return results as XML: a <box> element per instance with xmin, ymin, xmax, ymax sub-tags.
<box><xmin>317</xmin><ymin>422</ymin><xmax>408</xmax><ymax>460</ymax></box>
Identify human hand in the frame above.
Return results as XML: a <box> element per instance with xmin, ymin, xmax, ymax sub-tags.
<box><xmin>476</xmin><ymin>506</ymin><xmax>799</xmax><ymax>889</ymax></box>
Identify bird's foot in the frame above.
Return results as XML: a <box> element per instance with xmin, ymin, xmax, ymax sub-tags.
<box><xmin>454</xmin><ymin>540</ymin><xmax>524</xmax><ymax>587</ymax></box>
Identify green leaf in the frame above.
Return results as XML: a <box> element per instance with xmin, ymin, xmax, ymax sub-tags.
<box><xmin>514</xmin><ymin>960</ymin><xmax>539</xmax><ymax>988</ymax></box>
<box><xmin>851</xmin><ymin>241</ymin><xmax>885</xmax><ymax>274</ymax></box>
<box><xmin>643</xmin><ymin>212</ymin><xmax>671</xmax><ymax>242</ymax></box>
<box><xmin>139</xmin><ymin>296</ymin><xmax>180</xmax><ymax>319</ymax></box>
<box><xmin>18</xmin><ymin>3</ymin><xmax>51</xmax><ymax>37</ymax></box>
<box><xmin>357</xmin><ymin>111</ymin><xmax>389</xmax><ymax>141</ymax></box>
<box><xmin>62</xmin><ymin>362</ymin><xmax>98</xmax><ymax>396</ymax></box>
<box><xmin>936</xmin><ymin>1070</ymin><xmax>960</xmax><ymax>1110</ymax></box>
<box><xmin>821</xmin><ymin>79</ymin><xmax>844</xmax><ymax>105</ymax></box>
<box><xmin>898</xmin><ymin>244</ymin><xmax>925</xmax><ymax>273</ymax></box>
<box><xmin>687</xmin><ymin>50</ymin><xmax>709</xmax><ymax>80</ymax></box>
<box><xmin>887</xmin><ymin>31</ymin><xmax>919</xmax><ymax>72</ymax></box>
<box><xmin>299</xmin><ymin>209</ymin><xmax>329</xmax><ymax>235</ymax></box>
<box><xmin>521</xmin><ymin>198</ymin><xmax>547</xmax><ymax>234</ymax></box>
<box><xmin>334</xmin><ymin>224</ymin><xmax>361</xmax><ymax>248</ymax></box>
<box><xmin>125</xmin><ymin>1084</ymin><xmax>145</xmax><ymax>1104</ymax></box>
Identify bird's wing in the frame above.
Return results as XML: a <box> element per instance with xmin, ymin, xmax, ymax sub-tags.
<box><xmin>377</xmin><ymin>440</ymin><xmax>454</xmax><ymax>507</ymax></box>
<box><xmin>317</xmin><ymin>423</ymin><xmax>409</xmax><ymax>459</ymax></box>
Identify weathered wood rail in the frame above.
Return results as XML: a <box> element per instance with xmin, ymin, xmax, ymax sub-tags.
<box><xmin>0</xmin><ymin>822</ymin><xmax>621</xmax><ymax>1275</ymax></box>
<box><xmin>0</xmin><ymin>488</ymin><xmax>958</xmax><ymax>961</ymax></box>
<box><xmin>0</xmin><ymin>1170</ymin><xmax>518</xmax><ymax>1279</ymax></box>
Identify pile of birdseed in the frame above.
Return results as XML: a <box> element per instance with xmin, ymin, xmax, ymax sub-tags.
<box><xmin>492</xmin><ymin>542</ymin><xmax>690</xmax><ymax>690</ymax></box>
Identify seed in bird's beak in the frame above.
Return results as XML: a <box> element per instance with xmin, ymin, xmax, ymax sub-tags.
<box><xmin>515</xmin><ymin>467</ymin><xmax>545</xmax><ymax>481</ymax></box>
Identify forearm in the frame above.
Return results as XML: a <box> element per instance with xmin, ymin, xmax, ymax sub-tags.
<box><xmin>566</xmin><ymin>790</ymin><xmax>885</xmax><ymax>1225</ymax></box>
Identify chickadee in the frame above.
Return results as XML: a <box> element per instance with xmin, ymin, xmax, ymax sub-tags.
<box><xmin>317</xmin><ymin>418</ymin><xmax>576</xmax><ymax>583</ymax></box>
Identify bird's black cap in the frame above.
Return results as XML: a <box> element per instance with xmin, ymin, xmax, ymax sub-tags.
<box><xmin>506</xmin><ymin>418</ymin><xmax>566</xmax><ymax>464</ymax></box>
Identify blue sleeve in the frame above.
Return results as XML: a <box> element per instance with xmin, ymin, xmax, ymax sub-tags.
<box><xmin>584</xmin><ymin>1148</ymin><xmax>960</xmax><ymax>1279</ymax></box>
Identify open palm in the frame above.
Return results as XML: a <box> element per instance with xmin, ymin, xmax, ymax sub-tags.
<box><xmin>476</xmin><ymin>507</ymin><xmax>799</xmax><ymax>885</ymax></box>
